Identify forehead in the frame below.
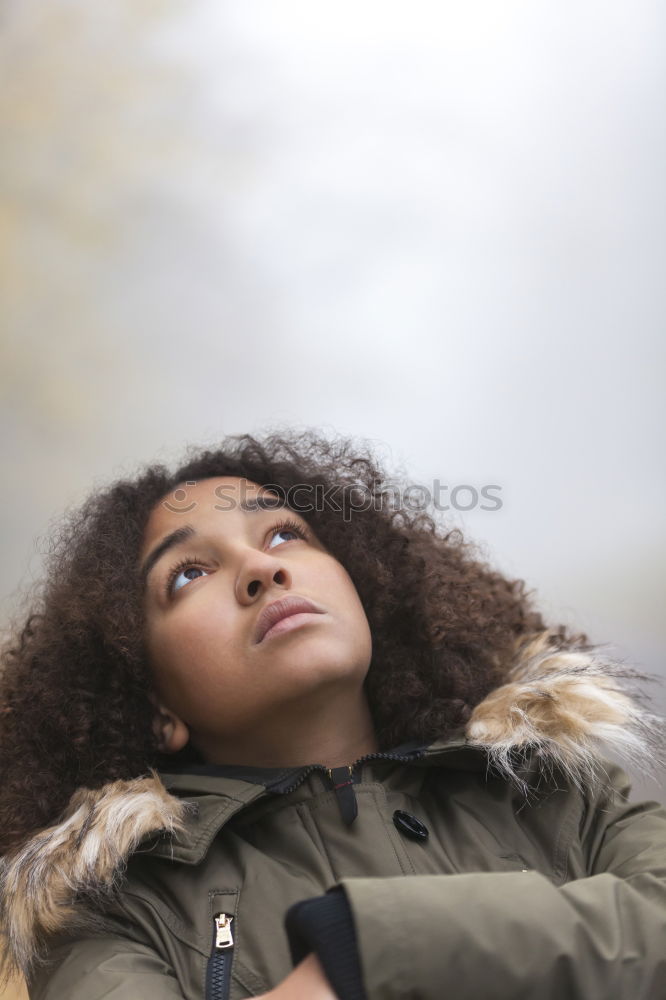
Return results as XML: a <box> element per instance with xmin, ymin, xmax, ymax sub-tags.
<box><xmin>141</xmin><ymin>476</ymin><xmax>278</xmax><ymax>552</ymax></box>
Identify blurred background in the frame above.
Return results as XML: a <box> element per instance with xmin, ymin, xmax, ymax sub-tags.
<box><xmin>1</xmin><ymin>2</ymin><xmax>664</xmax><ymax>992</ymax></box>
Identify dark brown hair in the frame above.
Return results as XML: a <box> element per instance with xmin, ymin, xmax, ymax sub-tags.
<box><xmin>0</xmin><ymin>429</ymin><xmax>586</xmax><ymax>854</ymax></box>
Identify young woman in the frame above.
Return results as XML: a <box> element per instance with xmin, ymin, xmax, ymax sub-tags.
<box><xmin>1</xmin><ymin>429</ymin><xmax>665</xmax><ymax>1000</ymax></box>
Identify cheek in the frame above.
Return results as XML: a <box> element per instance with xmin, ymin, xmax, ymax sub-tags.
<box><xmin>329</xmin><ymin>563</ymin><xmax>365</xmax><ymax>610</ymax></box>
<box><xmin>146</xmin><ymin>599</ymin><xmax>240</xmax><ymax>690</ymax></box>
<box><xmin>325</xmin><ymin>564</ymin><xmax>372</xmax><ymax>637</ymax></box>
<box><xmin>149</xmin><ymin>626</ymin><xmax>249</xmax><ymax>723</ymax></box>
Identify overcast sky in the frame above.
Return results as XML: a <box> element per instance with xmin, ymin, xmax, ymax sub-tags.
<box><xmin>2</xmin><ymin>0</ymin><xmax>664</xmax><ymax>797</ymax></box>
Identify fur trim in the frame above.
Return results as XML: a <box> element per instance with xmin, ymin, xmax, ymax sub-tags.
<box><xmin>466</xmin><ymin>630</ymin><xmax>666</xmax><ymax>795</ymax></box>
<box><xmin>1</xmin><ymin>631</ymin><xmax>664</xmax><ymax>982</ymax></box>
<box><xmin>0</xmin><ymin>769</ymin><xmax>194</xmax><ymax>984</ymax></box>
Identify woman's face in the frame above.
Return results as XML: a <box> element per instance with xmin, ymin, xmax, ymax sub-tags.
<box><xmin>140</xmin><ymin>476</ymin><xmax>373</xmax><ymax>761</ymax></box>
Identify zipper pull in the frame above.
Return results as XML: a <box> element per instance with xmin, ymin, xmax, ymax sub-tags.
<box><xmin>214</xmin><ymin>913</ymin><xmax>234</xmax><ymax>949</ymax></box>
<box><xmin>327</xmin><ymin>765</ymin><xmax>358</xmax><ymax>826</ymax></box>
<box><xmin>207</xmin><ymin>913</ymin><xmax>234</xmax><ymax>1000</ymax></box>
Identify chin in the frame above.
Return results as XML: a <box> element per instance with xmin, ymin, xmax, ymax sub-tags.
<box><xmin>291</xmin><ymin>650</ymin><xmax>369</xmax><ymax>689</ymax></box>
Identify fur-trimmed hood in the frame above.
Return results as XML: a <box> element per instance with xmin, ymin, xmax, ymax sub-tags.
<box><xmin>1</xmin><ymin>629</ymin><xmax>664</xmax><ymax>985</ymax></box>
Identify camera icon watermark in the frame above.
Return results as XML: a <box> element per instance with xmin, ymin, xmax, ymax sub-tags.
<box><xmin>161</xmin><ymin>481</ymin><xmax>199</xmax><ymax>513</ymax></box>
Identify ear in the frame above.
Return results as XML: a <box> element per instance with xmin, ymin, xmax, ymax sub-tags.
<box><xmin>148</xmin><ymin>692</ymin><xmax>190</xmax><ymax>754</ymax></box>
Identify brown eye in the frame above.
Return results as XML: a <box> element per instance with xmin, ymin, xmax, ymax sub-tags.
<box><xmin>266</xmin><ymin>518</ymin><xmax>310</xmax><ymax>550</ymax></box>
<box><xmin>165</xmin><ymin>558</ymin><xmax>209</xmax><ymax>598</ymax></box>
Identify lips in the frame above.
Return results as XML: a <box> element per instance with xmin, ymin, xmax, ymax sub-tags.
<box><xmin>253</xmin><ymin>595</ymin><xmax>325</xmax><ymax>644</ymax></box>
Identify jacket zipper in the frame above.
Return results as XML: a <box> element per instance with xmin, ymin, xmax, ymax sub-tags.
<box><xmin>274</xmin><ymin>745</ymin><xmax>428</xmax><ymax>797</ymax></box>
<box><xmin>205</xmin><ymin>912</ymin><xmax>234</xmax><ymax>1000</ymax></box>
<box><xmin>271</xmin><ymin>747</ymin><xmax>427</xmax><ymax>826</ymax></box>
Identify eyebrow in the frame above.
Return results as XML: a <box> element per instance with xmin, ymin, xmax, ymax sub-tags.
<box><xmin>139</xmin><ymin>494</ymin><xmax>290</xmax><ymax>585</ymax></box>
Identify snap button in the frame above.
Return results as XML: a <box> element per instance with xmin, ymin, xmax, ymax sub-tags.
<box><xmin>393</xmin><ymin>809</ymin><xmax>429</xmax><ymax>842</ymax></box>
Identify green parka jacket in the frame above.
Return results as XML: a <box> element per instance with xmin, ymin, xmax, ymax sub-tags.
<box><xmin>2</xmin><ymin>632</ymin><xmax>666</xmax><ymax>1000</ymax></box>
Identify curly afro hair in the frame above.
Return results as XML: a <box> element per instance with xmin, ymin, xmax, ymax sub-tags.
<box><xmin>0</xmin><ymin>428</ymin><xmax>586</xmax><ymax>854</ymax></box>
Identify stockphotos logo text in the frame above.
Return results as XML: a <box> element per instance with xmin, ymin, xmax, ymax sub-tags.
<box><xmin>163</xmin><ymin>480</ymin><xmax>503</xmax><ymax>520</ymax></box>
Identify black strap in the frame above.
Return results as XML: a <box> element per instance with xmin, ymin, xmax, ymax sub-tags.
<box><xmin>328</xmin><ymin>766</ymin><xmax>358</xmax><ymax>825</ymax></box>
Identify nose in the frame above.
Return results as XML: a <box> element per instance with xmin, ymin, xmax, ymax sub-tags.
<box><xmin>235</xmin><ymin>548</ymin><xmax>292</xmax><ymax>603</ymax></box>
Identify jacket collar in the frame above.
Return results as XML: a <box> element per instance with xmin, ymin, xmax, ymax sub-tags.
<box><xmin>152</xmin><ymin>739</ymin><xmax>480</xmax><ymax>865</ymax></box>
<box><xmin>1</xmin><ymin>629</ymin><xmax>664</xmax><ymax>981</ymax></box>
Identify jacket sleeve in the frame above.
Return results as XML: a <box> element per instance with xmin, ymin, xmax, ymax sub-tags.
<box><xmin>292</xmin><ymin>762</ymin><xmax>666</xmax><ymax>1000</ymax></box>
<box><xmin>26</xmin><ymin>934</ymin><xmax>186</xmax><ymax>1000</ymax></box>
<box><xmin>285</xmin><ymin>889</ymin><xmax>366</xmax><ymax>1000</ymax></box>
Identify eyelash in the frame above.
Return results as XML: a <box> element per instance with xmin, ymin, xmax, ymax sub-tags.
<box><xmin>163</xmin><ymin>517</ymin><xmax>310</xmax><ymax>598</ymax></box>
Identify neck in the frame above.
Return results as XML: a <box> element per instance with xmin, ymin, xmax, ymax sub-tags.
<box><xmin>193</xmin><ymin>687</ymin><xmax>379</xmax><ymax>770</ymax></box>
